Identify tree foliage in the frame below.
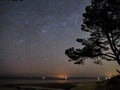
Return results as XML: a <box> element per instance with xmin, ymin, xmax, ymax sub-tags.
<box><xmin>65</xmin><ymin>0</ymin><xmax>120</xmax><ymax>65</ymax></box>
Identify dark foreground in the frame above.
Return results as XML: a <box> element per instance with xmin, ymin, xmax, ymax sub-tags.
<box><xmin>0</xmin><ymin>75</ymin><xmax>120</xmax><ymax>90</ymax></box>
<box><xmin>0</xmin><ymin>83</ymin><xmax>76</xmax><ymax>90</ymax></box>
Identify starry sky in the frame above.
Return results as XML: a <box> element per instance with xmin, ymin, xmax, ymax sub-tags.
<box><xmin>0</xmin><ymin>0</ymin><xmax>120</xmax><ymax>78</ymax></box>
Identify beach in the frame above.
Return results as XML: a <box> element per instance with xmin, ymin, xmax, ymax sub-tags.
<box><xmin>0</xmin><ymin>81</ymin><xmax>101</xmax><ymax>90</ymax></box>
<box><xmin>1</xmin><ymin>77</ymin><xmax>118</xmax><ymax>90</ymax></box>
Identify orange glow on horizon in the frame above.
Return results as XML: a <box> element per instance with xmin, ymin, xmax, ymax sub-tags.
<box><xmin>105</xmin><ymin>72</ymin><xmax>116</xmax><ymax>79</ymax></box>
<box><xmin>55</xmin><ymin>74</ymin><xmax>68</xmax><ymax>79</ymax></box>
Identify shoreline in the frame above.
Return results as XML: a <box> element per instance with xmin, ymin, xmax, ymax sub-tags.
<box><xmin>0</xmin><ymin>81</ymin><xmax>97</xmax><ymax>90</ymax></box>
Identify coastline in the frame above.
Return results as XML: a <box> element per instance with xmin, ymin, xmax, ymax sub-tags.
<box><xmin>0</xmin><ymin>81</ymin><xmax>97</xmax><ymax>90</ymax></box>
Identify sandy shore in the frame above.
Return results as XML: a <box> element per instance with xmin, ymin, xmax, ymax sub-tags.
<box><xmin>0</xmin><ymin>82</ymin><xmax>99</xmax><ymax>90</ymax></box>
<box><xmin>0</xmin><ymin>82</ymin><xmax>76</xmax><ymax>90</ymax></box>
<box><xmin>1</xmin><ymin>75</ymin><xmax>119</xmax><ymax>90</ymax></box>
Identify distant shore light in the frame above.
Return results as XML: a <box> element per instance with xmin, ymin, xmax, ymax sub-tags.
<box><xmin>97</xmin><ymin>77</ymin><xmax>100</xmax><ymax>81</ymax></box>
<box><xmin>105</xmin><ymin>77</ymin><xmax>108</xmax><ymax>80</ymax></box>
<box><xmin>65</xmin><ymin>77</ymin><xmax>67</xmax><ymax>79</ymax></box>
<box><xmin>42</xmin><ymin>76</ymin><xmax>45</xmax><ymax>79</ymax></box>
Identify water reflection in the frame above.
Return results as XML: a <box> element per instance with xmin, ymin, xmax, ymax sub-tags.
<box><xmin>0</xmin><ymin>79</ymin><xmax>97</xmax><ymax>85</ymax></box>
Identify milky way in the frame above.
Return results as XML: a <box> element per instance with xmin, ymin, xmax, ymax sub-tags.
<box><xmin>0</xmin><ymin>0</ymin><xmax>119</xmax><ymax>77</ymax></box>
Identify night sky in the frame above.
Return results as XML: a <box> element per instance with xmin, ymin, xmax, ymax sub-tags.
<box><xmin>0</xmin><ymin>0</ymin><xmax>120</xmax><ymax>78</ymax></box>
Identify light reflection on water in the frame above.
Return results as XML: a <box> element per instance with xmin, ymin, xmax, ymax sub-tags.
<box><xmin>0</xmin><ymin>79</ymin><xmax>97</xmax><ymax>85</ymax></box>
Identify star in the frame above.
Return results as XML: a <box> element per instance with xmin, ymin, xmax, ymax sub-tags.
<box><xmin>42</xmin><ymin>30</ymin><xmax>46</xmax><ymax>33</ymax></box>
<box><xmin>62</xmin><ymin>22</ymin><xmax>67</xmax><ymax>26</ymax></box>
<box><xmin>16</xmin><ymin>39</ymin><xmax>24</xmax><ymax>46</ymax></box>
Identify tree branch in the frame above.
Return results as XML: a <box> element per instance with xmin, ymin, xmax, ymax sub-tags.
<box><xmin>111</xmin><ymin>33</ymin><xmax>120</xmax><ymax>54</ymax></box>
<box><xmin>102</xmin><ymin>53</ymin><xmax>116</xmax><ymax>59</ymax></box>
<box><xmin>105</xmin><ymin>32</ymin><xmax>117</xmax><ymax>56</ymax></box>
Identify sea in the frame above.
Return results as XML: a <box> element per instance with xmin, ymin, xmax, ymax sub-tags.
<box><xmin>0</xmin><ymin>78</ymin><xmax>98</xmax><ymax>85</ymax></box>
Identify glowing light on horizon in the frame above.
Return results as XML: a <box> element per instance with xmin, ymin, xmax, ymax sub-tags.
<box><xmin>42</xmin><ymin>76</ymin><xmax>45</xmax><ymax>79</ymax></box>
<box><xmin>64</xmin><ymin>76</ymin><xmax>67</xmax><ymax>79</ymax></box>
<box><xmin>105</xmin><ymin>77</ymin><xmax>108</xmax><ymax>80</ymax></box>
<box><xmin>56</xmin><ymin>74</ymin><xmax>68</xmax><ymax>79</ymax></box>
<box><xmin>97</xmin><ymin>77</ymin><xmax>100</xmax><ymax>81</ymax></box>
<box><xmin>105</xmin><ymin>72</ymin><xmax>116</xmax><ymax>79</ymax></box>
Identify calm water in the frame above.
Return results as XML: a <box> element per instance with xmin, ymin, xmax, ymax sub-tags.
<box><xmin>0</xmin><ymin>79</ymin><xmax>97</xmax><ymax>85</ymax></box>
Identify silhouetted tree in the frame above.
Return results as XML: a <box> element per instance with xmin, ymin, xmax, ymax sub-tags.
<box><xmin>65</xmin><ymin>0</ymin><xmax>120</xmax><ymax>65</ymax></box>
